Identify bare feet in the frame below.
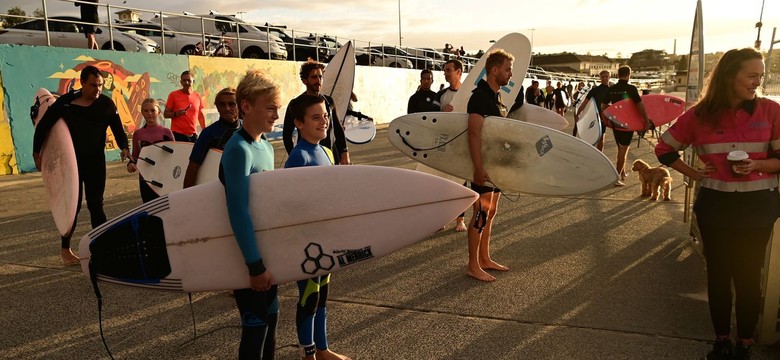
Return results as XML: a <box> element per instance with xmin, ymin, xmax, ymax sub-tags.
<box><xmin>481</xmin><ymin>260</ymin><xmax>509</xmax><ymax>271</ymax></box>
<box><xmin>316</xmin><ymin>349</ymin><xmax>352</xmax><ymax>360</ymax></box>
<box><xmin>454</xmin><ymin>219</ymin><xmax>467</xmax><ymax>232</ymax></box>
<box><xmin>61</xmin><ymin>248</ymin><xmax>79</xmax><ymax>266</ymax></box>
<box><xmin>467</xmin><ymin>267</ymin><xmax>496</xmax><ymax>282</ymax></box>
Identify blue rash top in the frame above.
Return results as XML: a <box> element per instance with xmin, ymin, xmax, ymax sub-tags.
<box><xmin>284</xmin><ymin>138</ymin><xmax>334</xmax><ymax>168</ymax></box>
<box><xmin>219</xmin><ymin>128</ymin><xmax>274</xmax><ymax>274</ymax></box>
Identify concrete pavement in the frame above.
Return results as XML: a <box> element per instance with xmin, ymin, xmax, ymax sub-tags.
<box><xmin>2</xmin><ymin>119</ymin><xmax>779</xmax><ymax>359</ymax></box>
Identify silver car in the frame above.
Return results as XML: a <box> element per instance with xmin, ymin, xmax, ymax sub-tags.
<box><xmin>117</xmin><ymin>21</ymin><xmax>214</xmax><ymax>55</ymax></box>
<box><xmin>0</xmin><ymin>16</ymin><xmax>159</xmax><ymax>53</ymax></box>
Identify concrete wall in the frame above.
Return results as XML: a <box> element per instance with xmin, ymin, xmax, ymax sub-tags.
<box><xmin>0</xmin><ymin>44</ymin><xmax>430</xmax><ymax>175</ymax></box>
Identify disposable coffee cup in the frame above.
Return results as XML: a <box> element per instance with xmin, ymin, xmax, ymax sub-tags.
<box><xmin>727</xmin><ymin>150</ymin><xmax>749</xmax><ymax>176</ymax></box>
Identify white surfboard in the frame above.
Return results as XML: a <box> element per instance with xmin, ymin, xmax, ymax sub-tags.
<box><xmin>507</xmin><ymin>104</ymin><xmax>569</xmax><ymax>131</ymax></box>
<box><xmin>388</xmin><ymin>112</ymin><xmax>619</xmax><ymax>195</ymax></box>
<box><xmin>79</xmin><ymin>165</ymin><xmax>478</xmax><ymax>292</ymax></box>
<box><xmin>573</xmin><ymin>87</ymin><xmax>590</xmax><ymax>110</ymax></box>
<box><xmin>343</xmin><ymin>115</ymin><xmax>376</xmax><ymax>144</ymax></box>
<box><xmin>450</xmin><ymin>33</ymin><xmax>532</xmax><ymax>112</ymax></box>
<box><xmin>32</xmin><ymin>88</ymin><xmax>79</xmax><ymax>237</ymax></box>
<box><xmin>575</xmin><ymin>98</ymin><xmax>602</xmax><ymax>146</ymax></box>
<box><xmin>322</xmin><ymin>41</ymin><xmax>355</xmax><ymax>124</ymax></box>
<box><xmin>136</xmin><ymin>141</ymin><xmax>221</xmax><ymax>195</ymax></box>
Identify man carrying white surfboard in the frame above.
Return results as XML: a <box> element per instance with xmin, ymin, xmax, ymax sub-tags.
<box><xmin>221</xmin><ymin>70</ymin><xmax>281</xmax><ymax>360</ymax></box>
<box><xmin>283</xmin><ymin>60</ymin><xmax>350</xmax><ymax>165</ymax></box>
<box><xmin>575</xmin><ymin>70</ymin><xmax>611</xmax><ymax>151</ymax></box>
<box><xmin>433</xmin><ymin>59</ymin><xmax>468</xmax><ymax>232</ymax></box>
<box><xmin>32</xmin><ymin>65</ymin><xmax>130</xmax><ymax>265</ymax></box>
<box><xmin>407</xmin><ymin>69</ymin><xmax>437</xmax><ymax>114</ymax></box>
<box><xmin>466</xmin><ymin>49</ymin><xmax>513</xmax><ymax>282</ymax></box>
<box><xmin>285</xmin><ymin>95</ymin><xmax>352</xmax><ymax>360</ymax></box>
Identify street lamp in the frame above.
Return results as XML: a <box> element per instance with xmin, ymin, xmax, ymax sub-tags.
<box><xmin>398</xmin><ymin>0</ymin><xmax>402</xmax><ymax>46</ymax></box>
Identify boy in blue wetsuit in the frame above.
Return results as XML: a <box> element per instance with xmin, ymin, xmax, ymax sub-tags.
<box><xmin>220</xmin><ymin>70</ymin><xmax>281</xmax><ymax>360</ymax></box>
<box><xmin>284</xmin><ymin>95</ymin><xmax>351</xmax><ymax>360</ymax></box>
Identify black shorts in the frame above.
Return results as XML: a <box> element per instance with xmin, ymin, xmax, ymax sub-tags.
<box><xmin>470</xmin><ymin>182</ymin><xmax>500</xmax><ymax>194</ymax></box>
<box><xmin>612</xmin><ymin>128</ymin><xmax>634</xmax><ymax>146</ymax></box>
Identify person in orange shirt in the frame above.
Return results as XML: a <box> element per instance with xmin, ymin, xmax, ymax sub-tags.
<box><xmin>164</xmin><ymin>70</ymin><xmax>205</xmax><ymax>142</ymax></box>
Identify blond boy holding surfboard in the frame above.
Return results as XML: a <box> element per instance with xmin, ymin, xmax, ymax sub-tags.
<box><xmin>221</xmin><ymin>70</ymin><xmax>281</xmax><ymax>360</ymax></box>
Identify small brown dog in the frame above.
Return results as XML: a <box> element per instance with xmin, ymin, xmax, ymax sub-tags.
<box><xmin>631</xmin><ymin>159</ymin><xmax>672</xmax><ymax>201</ymax></box>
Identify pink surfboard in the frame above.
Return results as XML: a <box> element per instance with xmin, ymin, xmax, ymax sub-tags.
<box><xmin>32</xmin><ymin>88</ymin><xmax>80</xmax><ymax>238</ymax></box>
<box><xmin>603</xmin><ymin>94</ymin><xmax>685</xmax><ymax>131</ymax></box>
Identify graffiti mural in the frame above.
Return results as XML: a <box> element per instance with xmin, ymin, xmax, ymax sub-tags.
<box><xmin>0</xmin><ymin>45</ymin><xmax>187</xmax><ymax>173</ymax></box>
<box><xmin>0</xmin><ymin>76</ymin><xmax>17</xmax><ymax>175</ymax></box>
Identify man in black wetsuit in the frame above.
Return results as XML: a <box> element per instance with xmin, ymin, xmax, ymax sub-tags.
<box><xmin>33</xmin><ymin>65</ymin><xmax>130</xmax><ymax>265</ymax></box>
<box><xmin>601</xmin><ymin>65</ymin><xmax>651</xmax><ymax>186</ymax></box>
<box><xmin>283</xmin><ymin>60</ymin><xmax>350</xmax><ymax>165</ymax></box>
<box><xmin>466</xmin><ymin>49</ymin><xmax>513</xmax><ymax>282</ymax></box>
<box><xmin>407</xmin><ymin>69</ymin><xmax>436</xmax><ymax>113</ymax></box>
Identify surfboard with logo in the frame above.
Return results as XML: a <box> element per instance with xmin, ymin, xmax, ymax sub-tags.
<box><xmin>135</xmin><ymin>141</ymin><xmax>221</xmax><ymax>195</ymax></box>
<box><xmin>32</xmin><ymin>88</ymin><xmax>79</xmax><ymax>237</ymax></box>
<box><xmin>575</xmin><ymin>97</ymin><xmax>602</xmax><ymax>146</ymax></box>
<box><xmin>79</xmin><ymin>165</ymin><xmax>478</xmax><ymax>291</ymax></box>
<box><xmin>389</xmin><ymin>112</ymin><xmax>618</xmax><ymax>195</ymax></box>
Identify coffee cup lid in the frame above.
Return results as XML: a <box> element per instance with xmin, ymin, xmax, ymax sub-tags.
<box><xmin>727</xmin><ymin>150</ymin><xmax>749</xmax><ymax>161</ymax></box>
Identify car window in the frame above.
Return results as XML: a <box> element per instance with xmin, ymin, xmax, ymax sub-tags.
<box><xmin>14</xmin><ymin>20</ymin><xmax>45</xmax><ymax>31</ymax></box>
<box><xmin>48</xmin><ymin>20</ymin><xmax>79</xmax><ymax>33</ymax></box>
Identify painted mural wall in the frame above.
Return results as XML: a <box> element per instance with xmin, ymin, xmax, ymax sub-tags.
<box><xmin>0</xmin><ymin>44</ymin><xmax>427</xmax><ymax>174</ymax></box>
<box><xmin>0</xmin><ymin>45</ymin><xmax>188</xmax><ymax>173</ymax></box>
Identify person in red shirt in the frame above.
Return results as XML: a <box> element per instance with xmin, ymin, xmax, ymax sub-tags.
<box><xmin>164</xmin><ymin>70</ymin><xmax>205</xmax><ymax>142</ymax></box>
<box><xmin>655</xmin><ymin>48</ymin><xmax>780</xmax><ymax>360</ymax></box>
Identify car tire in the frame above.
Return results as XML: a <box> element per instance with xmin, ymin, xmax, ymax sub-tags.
<box><xmin>101</xmin><ymin>42</ymin><xmax>126</xmax><ymax>51</ymax></box>
<box><xmin>243</xmin><ymin>47</ymin><xmax>267</xmax><ymax>59</ymax></box>
<box><xmin>181</xmin><ymin>45</ymin><xmax>200</xmax><ymax>56</ymax></box>
<box><xmin>389</xmin><ymin>62</ymin><xmax>402</xmax><ymax>68</ymax></box>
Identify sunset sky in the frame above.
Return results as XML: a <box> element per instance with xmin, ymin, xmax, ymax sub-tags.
<box><xmin>4</xmin><ymin>0</ymin><xmax>779</xmax><ymax>57</ymax></box>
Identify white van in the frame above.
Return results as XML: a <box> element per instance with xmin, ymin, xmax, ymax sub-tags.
<box><xmin>151</xmin><ymin>14</ymin><xmax>287</xmax><ymax>59</ymax></box>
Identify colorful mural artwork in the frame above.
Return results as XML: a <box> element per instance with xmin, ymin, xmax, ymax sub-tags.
<box><xmin>0</xmin><ymin>45</ymin><xmax>187</xmax><ymax>173</ymax></box>
<box><xmin>0</xmin><ymin>44</ymin><xmax>416</xmax><ymax>175</ymax></box>
<box><xmin>0</xmin><ymin>76</ymin><xmax>17</xmax><ymax>175</ymax></box>
<box><xmin>188</xmin><ymin>57</ymin><xmax>301</xmax><ymax>138</ymax></box>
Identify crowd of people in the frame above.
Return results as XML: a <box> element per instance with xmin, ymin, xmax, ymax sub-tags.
<box><xmin>31</xmin><ymin>45</ymin><xmax>779</xmax><ymax>360</ymax></box>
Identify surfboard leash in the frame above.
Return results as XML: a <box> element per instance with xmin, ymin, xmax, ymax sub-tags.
<box><xmin>88</xmin><ymin>260</ymin><xmax>116</xmax><ymax>360</ymax></box>
<box><xmin>395</xmin><ymin>128</ymin><xmax>468</xmax><ymax>152</ymax></box>
<box><xmin>187</xmin><ymin>292</ymin><xmax>197</xmax><ymax>341</ymax></box>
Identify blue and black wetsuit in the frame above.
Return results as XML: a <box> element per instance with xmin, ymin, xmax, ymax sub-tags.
<box><xmin>220</xmin><ymin>128</ymin><xmax>278</xmax><ymax>360</ymax></box>
<box><xmin>284</xmin><ymin>138</ymin><xmax>335</xmax><ymax>357</ymax></box>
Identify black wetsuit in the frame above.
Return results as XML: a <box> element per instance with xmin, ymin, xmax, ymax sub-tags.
<box><xmin>407</xmin><ymin>89</ymin><xmax>437</xmax><ymax>113</ymax></box>
<box><xmin>33</xmin><ymin>91</ymin><xmax>128</xmax><ymax>247</ymax></box>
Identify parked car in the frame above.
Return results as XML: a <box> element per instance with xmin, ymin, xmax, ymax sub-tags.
<box><xmin>0</xmin><ymin>16</ymin><xmax>160</xmax><ymax>53</ymax></box>
<box><xmin>362</xmin><ymin>47</ymin><xmax>413</xmax><ymax>69</ymax></box>
<box><xmin>411</xmin><ymin>47</ymin><xmax>446</xmax><ymax>70</ymax></box>
<box><xmin>367</xmin><ymin>45</ymin><xmax>432</xmax><ymax>70</ymax></box>
<box><xmin>262</xmin><ymin>25</ymin><xmax>328</xmax><ymax>61</ymax></box>
<box><xmin>301</xmin><ymin>34</ymin><xmax>342</xmax><ymax>57</ymax></box>
<box><xmin>150</xmin><ymin>14</ymin><xmax>287</xmax><ymax>59</ymax></box>
<box><xmin>116</xmin><ymin>21</ymin><xmax>214</xmax><ymax>55</ymax></box>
